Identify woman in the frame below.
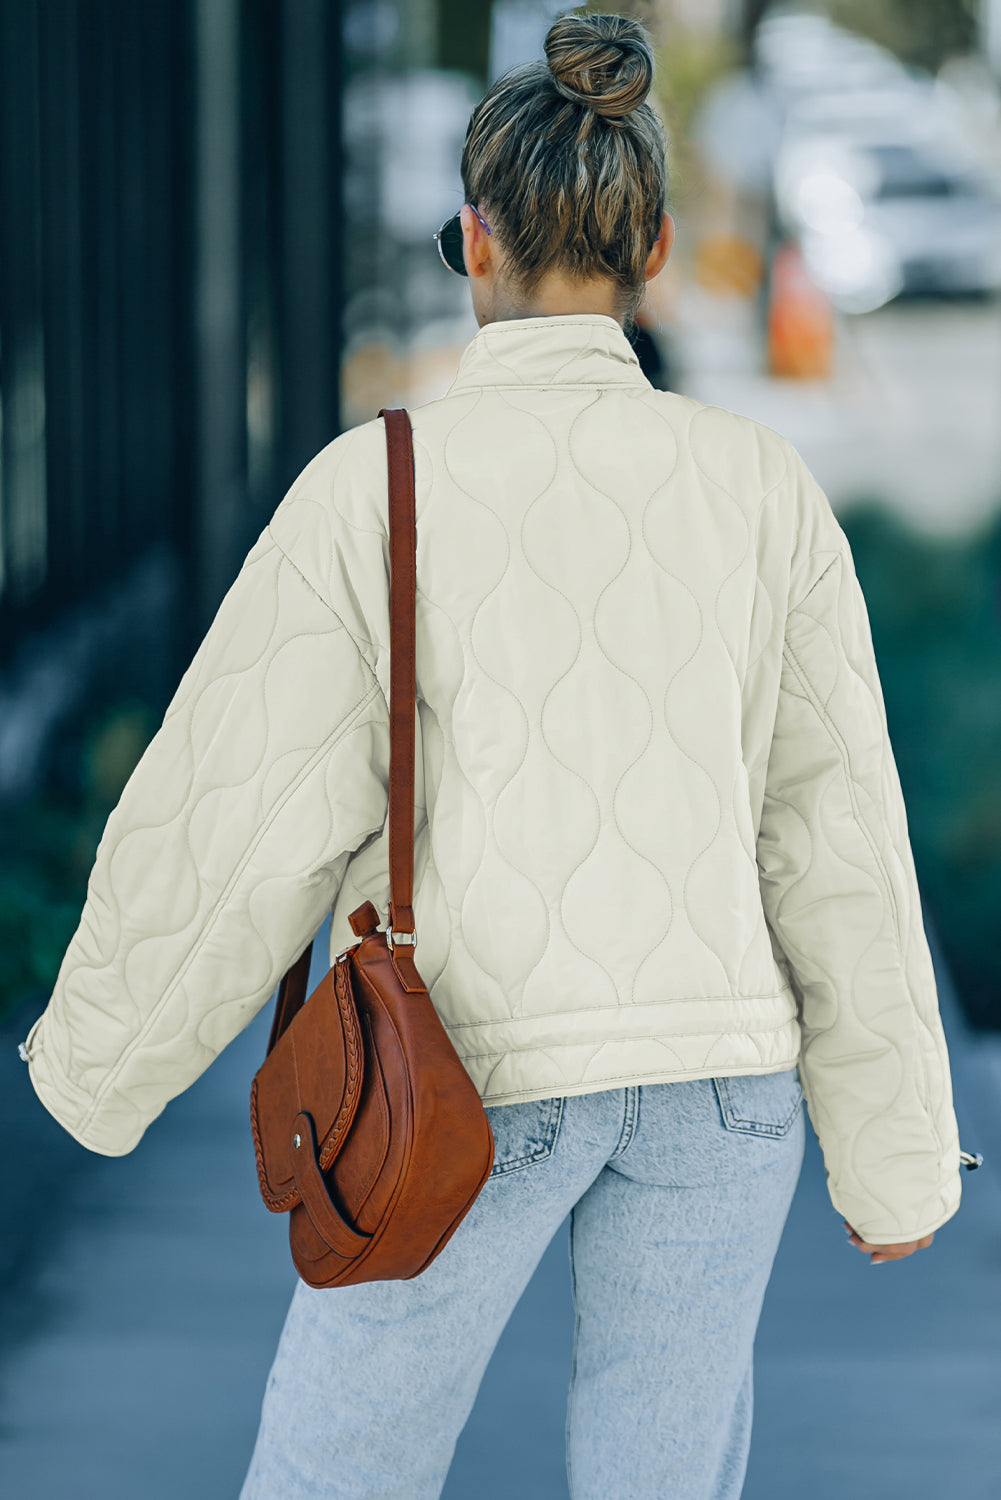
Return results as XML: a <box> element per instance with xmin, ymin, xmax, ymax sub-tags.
<box><xmin>22</xmin><ymin>14</ymin><xmax>965</xmax><ymax>1499</ymax></box>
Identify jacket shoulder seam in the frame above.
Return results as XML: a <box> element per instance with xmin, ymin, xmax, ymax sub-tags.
<box><xmin>267</xmin><ymin>527</ymin><xmax>384</xmax><ymax>687</ymax></box>
<box><xmin>788</xmin><ymin>548</ymin><xmax>843</xmax><ymax>616</ymax></box>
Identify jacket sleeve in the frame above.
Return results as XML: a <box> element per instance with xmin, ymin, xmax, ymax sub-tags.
<box><xmin>22</xmin><ymin>524</ymin><xmax>390</xmax><ymax>1156</ymax></box>
<box><xmin>757</xmin><ymin>446</ymin><xmax>962</xmax><ymax>1245</ymax></box>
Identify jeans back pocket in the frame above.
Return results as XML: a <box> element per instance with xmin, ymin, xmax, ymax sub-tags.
<box><xmin>485</xmin><ymin>1096</ymin><xmax>565</xmax><ymax>1177</ymax></box>
<box><xmin>712</xmin><ymin>1068</ymin><xmax>804</xmax><ymax>1138</ymax></box>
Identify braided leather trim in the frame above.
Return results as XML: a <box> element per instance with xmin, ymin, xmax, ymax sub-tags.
<box><xmin>250</xmin><ymin>1074</ymin><xmax>297</xmax><ymax>1212</ymax></box>
<box><xmin>319</xmin><ymin>956</ymin><xmax>365</xmax><ymax>1171</ymax></box>
<box><xmin>250</xmin><ymin>953</ymin><xmax>365</xmax><ymax>1212</ymax></box>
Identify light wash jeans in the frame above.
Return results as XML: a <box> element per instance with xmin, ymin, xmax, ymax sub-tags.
<box><xmin>240</xmin><ymin>1068</ymin><xmax>806</xmax><ymax>1500</ymax></box>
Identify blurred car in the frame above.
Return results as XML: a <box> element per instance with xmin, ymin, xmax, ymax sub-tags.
<box><xmin>774</xmin><ymin>128</ymin><xmax>1001</xmax><ymax>312</ymax></box>
<box><xmin>780</xmin><ymin>75</ymin><xmax>949</xmax><ymax>147</ymax></box>
<box><xmin>751</xmin><ymin>11</ymin><xmax>1001</xmax><ymax>313</ymax></box>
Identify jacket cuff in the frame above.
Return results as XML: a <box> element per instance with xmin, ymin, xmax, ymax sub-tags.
<box><xmin>22</xmin><ymin>1012</ymin><xmax>142</xmax><ymax>1157</ymax></box>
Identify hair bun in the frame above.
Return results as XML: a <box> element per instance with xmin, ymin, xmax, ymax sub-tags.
<box><xmin>544</xmin><ymin>12</ymin><xmax>654</xmax><ymax>121</ymax></box>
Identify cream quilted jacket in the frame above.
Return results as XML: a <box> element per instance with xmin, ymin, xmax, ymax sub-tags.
<box><xmin>24</xmin><ymin>313</ymin><xmax>962</xmax><ymax>1245</ymax></box>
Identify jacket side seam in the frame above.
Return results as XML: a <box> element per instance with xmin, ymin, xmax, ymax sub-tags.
<box><xmin>75</xmin><ymin>674</ymin><xmax>386</xmax><ymax>1137</ymax></box>
<box><xmin>783</xmin><ymin>546</ymin><xmax>940</xmax><ymax>1143</ymax></box>
<box><xmin>780</xmin><ymin>633</ymin><xmax>944</xmax><ymax>1156</ymax></box>
<box><xmin>780</xmin><ymin>637</ymin><xmax>903</xmax><ymax>950</ymax></box>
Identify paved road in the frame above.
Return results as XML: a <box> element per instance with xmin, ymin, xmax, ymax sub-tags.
<box><xmin>1</xmin><ymin>910</ymin><xmax>998</xmax><ymax>1500</ymax></box>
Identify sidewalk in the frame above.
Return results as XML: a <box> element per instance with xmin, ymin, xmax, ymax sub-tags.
<box><xmin>0</xmin><ymin>911</ymin><xmax>998</xmax><ymax>1500</ymax></box>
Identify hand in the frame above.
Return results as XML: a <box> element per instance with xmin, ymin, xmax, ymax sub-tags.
<box><xmin>844</xmin><ymin>1219</ymin><xmax>934</xmax><ymax>1264</ymax></box>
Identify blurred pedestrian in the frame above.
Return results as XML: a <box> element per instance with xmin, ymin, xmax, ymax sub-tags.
<box><xmin>21</xmin><ymin>13</ymin><xmax>965</xmax><ymax>1499</ymax></box>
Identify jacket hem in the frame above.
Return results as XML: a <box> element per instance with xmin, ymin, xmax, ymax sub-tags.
<box><xmin>462</xmin><ymin>1049</ymin><xmax>803</xmax><ymax>1110</ymax></box>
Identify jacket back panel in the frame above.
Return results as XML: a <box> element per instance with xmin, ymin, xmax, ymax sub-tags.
<box><xmin>333</xmin><ymin>380</ymin><xmax>800</xmax><ymax>1097</ymax></box>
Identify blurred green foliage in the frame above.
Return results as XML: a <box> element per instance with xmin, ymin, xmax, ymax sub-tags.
<box><xmin>0</xmin><ymin>699</ymin><xmax>156</xmax><ymax>1025</ymax></box>
<box><xmin>437</xmin><ymin>0</ymin><xmax>493</xmax><ymax>85</ymax></box>
<box><xmin>843</xmin><ymin>503</ymin><xmax>1001</xmax><ymax>1030</ymax></box>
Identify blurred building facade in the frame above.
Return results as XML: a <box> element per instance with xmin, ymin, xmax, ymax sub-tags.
<box><xmin>0</xmin><ymin>0</ymin><xmax>708</xmax><ymax>771</ymax></box>
<box><xmin>0</xmin><ymin>0</ymin><xmax>517</xmax><ymax>800</ymax></box>
<box><xmin>0</xmin><ymin>0</ymin><xmax>545</xmax><ymax>1021</ymax></box>
<box><xmin>0</xmin><ymin>0</ymin><xmax>344</xmax><ymax>771</ymax></box>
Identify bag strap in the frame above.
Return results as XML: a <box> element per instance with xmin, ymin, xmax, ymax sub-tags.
<box><xmin>266</xmin><ymin>408</ymin><xmax>419</xmax><ymax>1056</ymax></box>
<box><xmin>266</xmin><ymin>943</ymin><xmax>313</xmax><ymax>1055</ymax></box>
<box><xmin>378</xmin><ymin>408</ymin><xmax>420</xmax><ymax>979</ymax></box>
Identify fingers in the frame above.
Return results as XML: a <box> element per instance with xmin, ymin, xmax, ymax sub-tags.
<box><xmin>843</xmin><ymin>1221</ymin><xmax>935</xmax><ymax>1263</ymax></box>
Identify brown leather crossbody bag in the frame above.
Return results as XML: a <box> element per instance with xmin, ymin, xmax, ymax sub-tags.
<box><xmin>250</xmin><ymin>408</ymin><xmax>495</xmax><ymax>1289</ymax></box>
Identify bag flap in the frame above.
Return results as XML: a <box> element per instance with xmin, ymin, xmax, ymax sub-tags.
<box><xmin>251</xmin><ymin>958</ymin><xmax>364</xmax><ymax>1212</ymax></box>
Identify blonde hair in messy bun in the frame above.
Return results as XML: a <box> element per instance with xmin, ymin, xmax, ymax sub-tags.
<box><xmin>460</xmin><ymin>11</ymin><xmax>668</xmax><ymax>314</ymax></box>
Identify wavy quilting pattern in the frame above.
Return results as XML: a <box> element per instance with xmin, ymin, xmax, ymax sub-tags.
<box><xmin>24</xmin><ymin>313</ymin><xmax>961</xmax><ymax>1246</ymax></box>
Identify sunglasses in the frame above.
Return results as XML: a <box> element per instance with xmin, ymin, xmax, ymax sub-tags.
<box><xmin>433</xmin><ymin>205</ymin><xmax>492</xmax><ymax>276</ymax></box>
<box><xmin>433</xmin><ymin>206</ymin><xmax>662</xmax><ymax>277</ymax></box>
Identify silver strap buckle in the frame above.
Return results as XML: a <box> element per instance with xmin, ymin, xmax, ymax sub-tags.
<box><xmin>386</xmin><ymin>927</ymin><xmax>417</xmax><ymax>950</ymax></box>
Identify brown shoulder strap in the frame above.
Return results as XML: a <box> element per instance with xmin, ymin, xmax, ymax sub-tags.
<box><xmin>267</xmin><ymin>409</ymin><xmax>418</xmax><ymax>1055</ymax></box>
<box><xmin>267</xmin><ymin>942</ymin><xmax>313</xmax><ymax>1054</ymax></box>
<box><xmin>378</xmin><ymin>408</ymin><xmax>417</xmax><ymax>949</ymax></box>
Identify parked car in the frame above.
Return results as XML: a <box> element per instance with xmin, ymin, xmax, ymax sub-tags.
<box><xmin>774</xmin><ymin>127</ymin><xmax>1001</xmax><ymax>311</ymax></box>
<box><xmin>750</xmin><ymin>10</ymin><xmax>1001</xmax><ymax>312</ymax></box>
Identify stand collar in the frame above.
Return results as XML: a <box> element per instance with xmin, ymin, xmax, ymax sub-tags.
<box><xmin>446</xmin><ymin>312</ymin><xmax>649</xmax><ymax>393</ymax></box>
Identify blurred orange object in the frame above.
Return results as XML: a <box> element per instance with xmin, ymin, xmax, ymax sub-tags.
<box><xmin>340</xmin><ymin>342</ymin><xmax>408</xmax><ymax>428</ymax></box>
<box><xmin>767</xmin><ymin>241</ymin><xmax>834</xmax><ymax>379</ymax></box>
<box><xmin>693</xmin><ymin>234</ymin><xmax>764</xmax><ymax>297</ymax></box>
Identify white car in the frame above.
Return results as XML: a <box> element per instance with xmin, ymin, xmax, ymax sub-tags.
<box><xmin>774</xmin><ymin>128</ymin><xmax>1001</xmax><ymax>312</ymax></box>
<box><xmin>752</xmin><ymin>11</ymin><xmax>1001</xmax><ymax>309</ymax></box>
